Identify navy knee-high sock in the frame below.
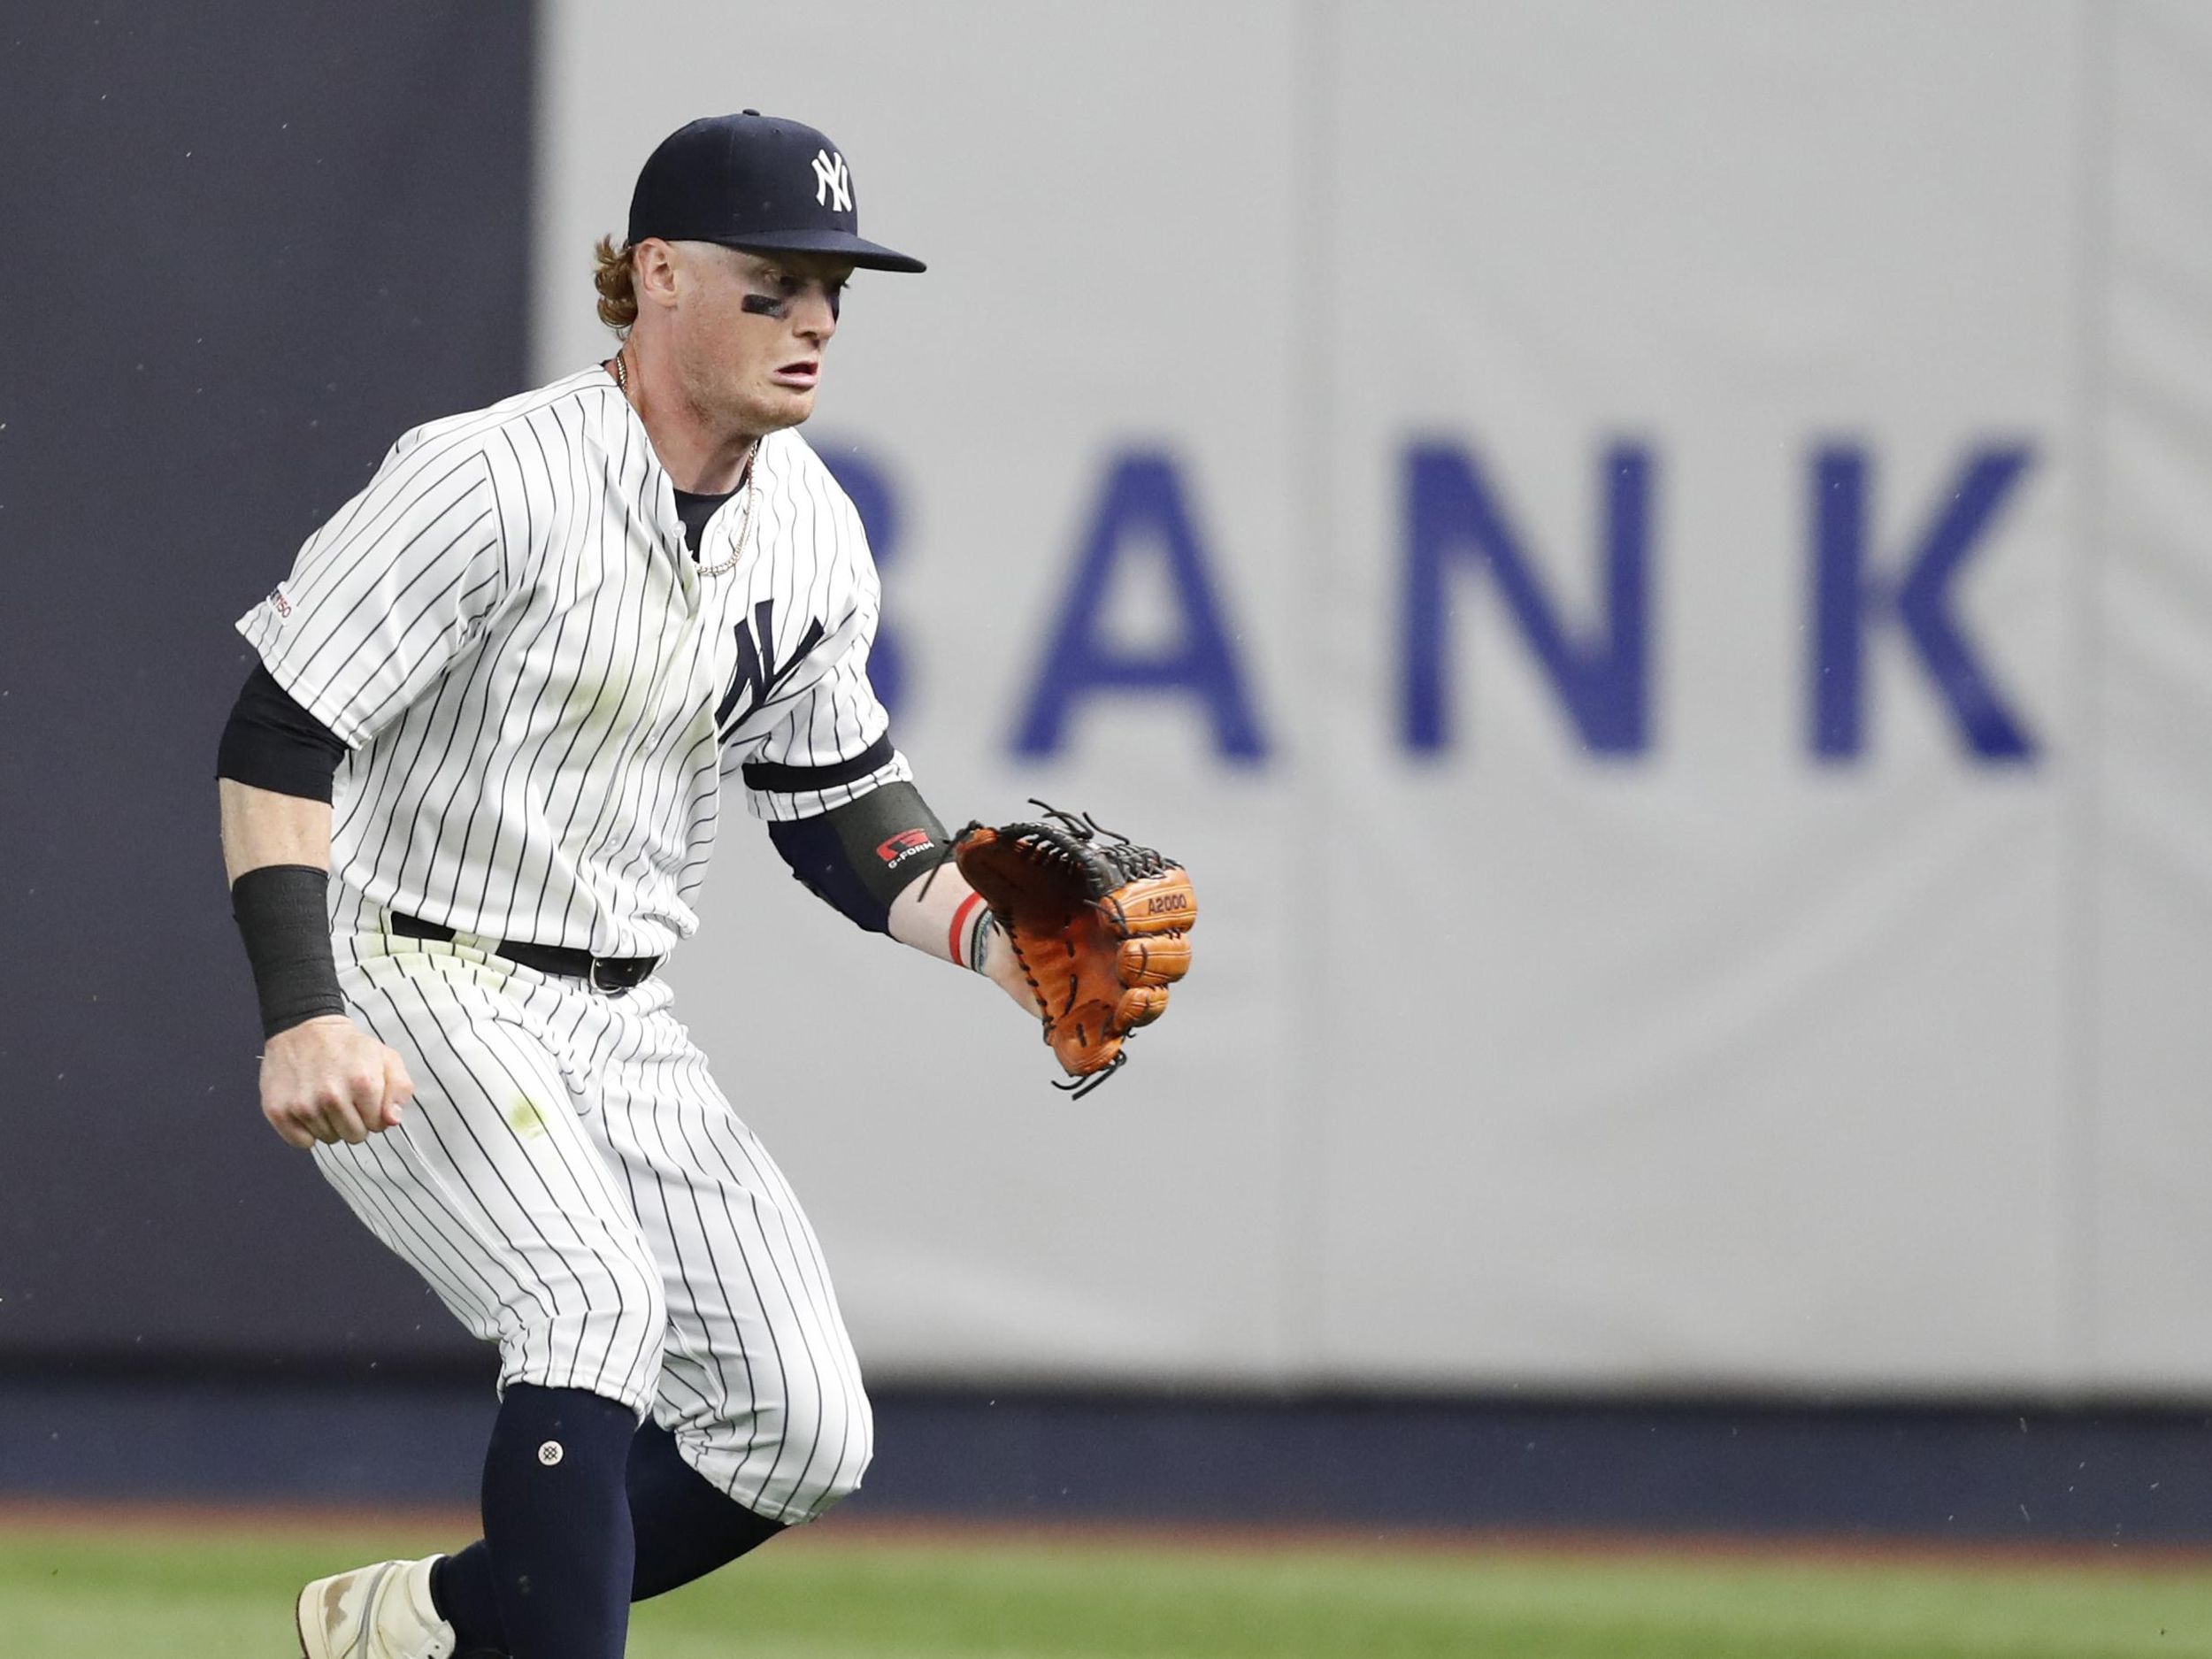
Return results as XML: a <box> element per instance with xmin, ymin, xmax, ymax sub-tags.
<box><xmin>461</xmin><ymin>1384</ymin><xmax>637</xmax><ymax>1659</ymax></box>
<box><xmin>434</xmin><ymin>1419</ymin><xmax>786</xmax><ymax>1654</ymax></box>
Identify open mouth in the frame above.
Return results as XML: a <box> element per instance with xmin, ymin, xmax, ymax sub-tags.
<box><xmin>772</xmin><ymin>361</ymin><xmax>819</xmax><ymax>387</ymax></box>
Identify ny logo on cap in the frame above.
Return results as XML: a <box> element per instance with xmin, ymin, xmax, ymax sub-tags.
<box><xmin>811</xmin><ymin>149</ymin><xmax>853</xmax><ymax>212</ymax></box>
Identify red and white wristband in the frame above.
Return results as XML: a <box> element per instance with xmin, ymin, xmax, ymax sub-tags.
<box><xmin>949</xmin><ymin>890</ymin><xmax>998</xmax><ymax>974</ymax></box>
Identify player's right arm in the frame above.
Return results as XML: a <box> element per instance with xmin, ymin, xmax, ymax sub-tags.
<box><xmin>218</xmin><ymin>770</ymin><xmax>413</xmax><ymax>1150</ymax></box>
<box><xmin>219</xmin><ymin>434</ymin><xmax>511</xmax><ymax>1148</ymax></box>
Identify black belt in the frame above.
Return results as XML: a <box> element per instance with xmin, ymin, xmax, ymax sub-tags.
<box><xmin>388</xmin><ymin>911</ymin><xmax>659</xmax><ymax>994</ymax></box>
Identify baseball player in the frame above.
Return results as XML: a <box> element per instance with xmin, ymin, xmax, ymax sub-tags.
<box><xmin>214</xmin><ymin>113</ymin><xmax>1151</xmax><ymax>1659</ymax></box>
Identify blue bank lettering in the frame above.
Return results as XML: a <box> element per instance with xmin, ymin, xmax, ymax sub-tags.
<box><xmin>1401</xmin><ymin>442</ymin><xmax>1654</xmax><ymax>756</ymax></box>
<box><xmin>1809</xmin><ymin>444</ymin><xmax>2038</xmax><ymax>762</ymax></box>
<box><xmin>1013</xmin><ymin>451</ymin><xmax>1267</xmax><ymax>762</ymax></box>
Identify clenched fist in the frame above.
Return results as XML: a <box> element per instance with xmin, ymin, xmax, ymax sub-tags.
<box><xmin>260</xmin><ymin>1016</ymin><xmax>414</xmax><ymax>1148</ymax></box>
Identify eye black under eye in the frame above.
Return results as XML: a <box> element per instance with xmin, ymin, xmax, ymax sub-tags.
<box><xmin>739</xmin><ymin>273</ymin><xmax>846</xmax><ymax>319</ymax></box>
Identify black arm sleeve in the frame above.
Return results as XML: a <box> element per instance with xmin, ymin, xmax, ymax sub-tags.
<box><xmin>216</xmin><ymin>664</ymin><xmax>349</xmax><ymax>802</ymax></box>
<box><xmin>765</xmin><ymin>780</ymin><xmax>950</xmax><ymax>934</ymax></box>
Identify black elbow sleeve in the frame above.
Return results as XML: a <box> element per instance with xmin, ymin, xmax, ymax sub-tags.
<box><xmin>217</xmin><ymin>664</ymin><xmax>349</xmax><ymax>803</ymax></box>
<box><xmin>765</xmin><ymin>780</ymin><xmax>949</xmax><ymax>933</ymax></box>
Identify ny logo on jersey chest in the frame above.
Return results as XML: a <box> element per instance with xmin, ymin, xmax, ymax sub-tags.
<box><xmin>717</xmin><ymin>597</ymin><xmax>826</xmax><ymax>733</ymax></box>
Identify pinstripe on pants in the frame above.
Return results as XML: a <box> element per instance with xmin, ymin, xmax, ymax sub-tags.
<box><xmin>315</xmin><ymin>895</ymin><xmax>872</xmax><ymax>1525</ymax></box>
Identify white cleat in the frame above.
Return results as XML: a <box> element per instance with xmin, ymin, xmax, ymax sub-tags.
<box><xmin>296</xmin><ymin>1555</ymin><xmax>457</xmax><ymax>1659</ymax></box>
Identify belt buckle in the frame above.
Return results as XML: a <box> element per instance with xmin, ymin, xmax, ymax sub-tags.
<box><xmin>588</xmin><ymin>956</ymin><xmax>629</xmax><ymax>997</ymax></box>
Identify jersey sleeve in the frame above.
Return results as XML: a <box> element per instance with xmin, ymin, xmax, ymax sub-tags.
<box><xmin>728</xmin><ymin>549</ymin><xmax>912</xmax><ymax>822</ymax></box>
<box><xmin>235</xmin><ymin>443</ymin><xmax>510</xmax><ymax>748</ymax></box>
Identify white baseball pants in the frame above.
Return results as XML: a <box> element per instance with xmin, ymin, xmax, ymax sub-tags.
<box><xmin>311</xmin><ymin>893</ymin><xmax>872</xmax><ymax>1525</ymax></box>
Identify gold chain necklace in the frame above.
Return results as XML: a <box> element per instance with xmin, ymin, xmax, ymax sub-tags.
<box><xmin>695</xmin><ymin>453</ymin><xmax>757</xmax><ymax>578</ymax></box>
<box><xmin>611</xmin><ymin>348</ymin><xmax>757</xmax><ymax>579</ymax></box>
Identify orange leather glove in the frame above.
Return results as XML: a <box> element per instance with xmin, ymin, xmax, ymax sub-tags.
<box><xmin>952</xmin><ymin>804</ymin><xmax>1195</xmax><ymax>1095</ymax></box>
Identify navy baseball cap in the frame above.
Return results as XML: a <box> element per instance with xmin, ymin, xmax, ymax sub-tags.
<box><xmin>626</xmin><ymin>111</ymin><xmax>926</xmax><ymax>273</ymax></box>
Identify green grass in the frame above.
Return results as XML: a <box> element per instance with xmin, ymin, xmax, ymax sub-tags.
<box><xmin>3</xmin><ymin>1517</ymin><xmax>2210</xmax><ymax>1658</ymax></box>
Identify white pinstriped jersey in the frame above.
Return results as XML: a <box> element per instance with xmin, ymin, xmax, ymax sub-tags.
<box><xmin>237</xmin><ymin>366</ymin><xmax>909</xmax><ymax>958</ymax></box>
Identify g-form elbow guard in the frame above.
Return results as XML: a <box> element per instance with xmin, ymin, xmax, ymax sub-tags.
<box><xmin>764</xmin><ymin>780</ymin><xmax>948</xmax><ymax>933</ymax></box>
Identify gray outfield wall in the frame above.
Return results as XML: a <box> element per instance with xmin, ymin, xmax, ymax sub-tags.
<box><xmin>10</xmin><ymin>4</ymin><xmax>2212</xmax><ymax>1411</ymax></box>
<box><xmin>537</xmin><ymin>0</ymin><xmax>2212</xmax><ymax>1400</ymax></box>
